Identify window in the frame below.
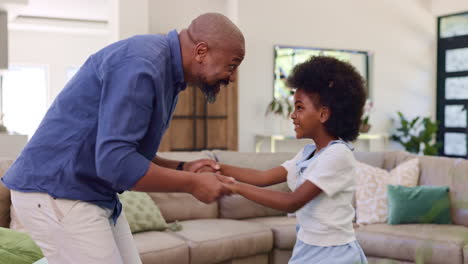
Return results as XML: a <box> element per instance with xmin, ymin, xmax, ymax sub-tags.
<box><xmin>1</xmin><ymin>65</ymin><xmax>48</xmax><ymax>139</ymax></box>
<box><xmin>437</xmin><ymin>12</ymin><xmax>468</xmax><ymax>158</ymax></box>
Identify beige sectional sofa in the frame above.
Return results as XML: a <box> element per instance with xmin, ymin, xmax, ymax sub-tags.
<box><xmin>1</xmin><ymin>150</ymin><xmax>468</xmax><ymax>264</ymax></box>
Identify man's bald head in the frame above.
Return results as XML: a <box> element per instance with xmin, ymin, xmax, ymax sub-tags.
<box><xmin>187</xmin><ymin>13</ymin><xmax>244</xmax><ymax>53</ymax></box>
<box><xmin>179</xmin><ymin>13</ymin><xmax>245</xmax><ymax>103</ymax></box>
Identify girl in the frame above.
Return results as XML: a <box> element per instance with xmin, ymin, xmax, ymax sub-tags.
<box><xmin>219</xmin><ymin>56</ymin><xmax>368</xmax><ymax>264</ymax></box>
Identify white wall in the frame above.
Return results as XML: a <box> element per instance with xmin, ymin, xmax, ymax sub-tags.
<box><xmin>8</xmin><ymin>28</ymin><xmax>110</xmax><ymax>104</ymax></box>
<box><xmin>148</xmin><ymin>0</ymin><xmax>227</xmax><ymax>33</ymax></box>
<box><xmin>109</xmin><ymin>0</ymin><xmax>149</xmax><ymax>41</ymax></box>
<box><xmin>431</xmin><ymin>0</ymin><xmax>468</xmax><ymax>16</ymax></box>
<box><xmin>236</xmin><ymin>0</ymin><xmax>436</xmax><ymax>151</ymax></box>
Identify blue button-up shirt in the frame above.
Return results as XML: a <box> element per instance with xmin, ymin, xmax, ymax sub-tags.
<box><xmin>2</xmin><ymin>30</ymin><xmax>186</xmax><ymax>222</ymax></box>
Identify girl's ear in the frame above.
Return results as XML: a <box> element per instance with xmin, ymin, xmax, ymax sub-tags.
<box><xmin>319</xmin><ymin>106</ymin><xmax>331</xmax><ymax>123</ymax></box>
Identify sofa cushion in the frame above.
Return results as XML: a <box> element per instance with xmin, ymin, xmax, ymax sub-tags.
<box><xmin>464</xmin><ymin>244</ymin><xmax>468</xmax><ymax>264</ymax></box>
<box><xmin>246</xmin><ymin>216</ymin><xmax>297</xmax><ymax>250</ymax></box>
<box><xmin>269</xmin><ymin>249</ymin><xmax>292</xmax><ymax>264</ymax></box>
<box><xmin>367</xmin><ymin>257</ymin><xmax>413</xmax><ymax>264</ymax></box>
<box><xmin>0</xmin><ymin>160</ymin><xmax>13</xmax><ymax>228</ymax></box>
<box><xmin>147</xmin><ymin>192</ymin><xmax>218</xmax><ymax>223</ymax></box>
<box><xmin>387</xmin><ymin>185</ymin><xmax>451</xmax><ymax>225</ymax></box>
<box><xmin>218</xmin><ymin>254</ymin><xmax>269</xmax><ymax>264</ymax></box>
<box><xmin>133</xmin><ymin>231</ymin><xmax>189</xmax><ymax>264</ymax></box>
<box><xmin>382</xmin><ymin>151</ymin><xmax>415</xmax><ymax>171</ymax></box>
<box><xmin>450</xmin><ymin>158</ymin><xmax>468</xmax><ymax>227</ymax></box>
<box><xmin>156</xmin><ymin>151</ymin><xmax>214</xmax><ymax>163</ymax></box>
<box><xmin>170</xmin><ymin>219</ymin><xmax>273</xmax><ymax>264</ymax></box>
<box><xmin>354</xmin><ymin>151</ymin><xmax>385</xmax><ymax>168</ymax></box>
<box><xmin>119</xmin><ymin>191</ymin><xmax>168</xmax><ymax>233</ymax></box>
<box><xmin>0</xmin><ymin>227</ymin><xmax>44</xmax><ymax>264</ymax></box>
<box><xmin>355</xmin><ymin>159</ymin><xmax>420</xmax><ymax>225</ymax></box>
<box><xmin>219</xmin><ymin>182</ymin><xmax>289</xmax><ymax>219</ymax></box>
<box><xmin>213</xmin><ymin>151</ymin><xmax>296</xmax><ymax>170</ymax></box>
<box><xmin>356</xmin><ymin>224</ymin><xmax>468</xmax><ymax>264</ymax></box>
<box><xmin>382</xmin><ymin>152</ymin><xmax>468</xmax><ymax>227</ymax></box>
<box><xmin>214</xmin><ymin>151</ymin><xmax>294</xmax><ymax>219</ymax></box>
<box><xmin>149</xmin><ymin>151</ymin><xmax>218</xmax><ymax>223</ymax></box>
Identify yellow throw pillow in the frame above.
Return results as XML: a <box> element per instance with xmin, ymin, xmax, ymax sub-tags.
<box><xmin>355</xmin><ymin>158</ymin><xmax>420</xmax><ymax>225</ymax></box>
<box><xmin>118</xmin><ymin>191</ymin><xmax>168</xmax><ymax>233</ymax></box>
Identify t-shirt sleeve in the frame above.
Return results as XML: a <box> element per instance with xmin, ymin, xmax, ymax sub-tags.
<box><xmin>303</xmin><ymin>144</ymin><xmax>355</xmax><ymax>197</ymax></box>
<box><xmin>281</xmin><ymin>149</ymin><xmax>303</xmax><ymax>176</ymax></box>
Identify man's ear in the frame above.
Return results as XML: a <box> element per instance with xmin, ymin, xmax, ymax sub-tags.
<box><xmin>319</xmin><ymin>106</ymin><xmax>331</xmax><ymax>123</ymax></box>
<box><xmin>195</xmin><ymin>42</ymin><xmax>208</xmax><ymax>63</ymax></box>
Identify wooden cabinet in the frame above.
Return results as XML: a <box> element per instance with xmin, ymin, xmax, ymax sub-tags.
<box><xmin>159</xmin><ymin>81</ymin><xmax>238</xmax><ymax>151</ymax></box>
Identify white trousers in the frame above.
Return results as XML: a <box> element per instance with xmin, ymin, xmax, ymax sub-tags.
<box><xmin>10</xmin><ymin>190</ymin><xmax>142</xmax><ymax>264</ymax></box>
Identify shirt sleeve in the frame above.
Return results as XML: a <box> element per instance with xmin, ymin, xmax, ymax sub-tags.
<box><xmin>94</xmin><ymin>58</ymin><xmax>157</xmax><ymax>192</ymax></box>
<box><xmin>281</xmin><ymin>148</ymin><xmax>304</xmax><ymax>190</ymax></box>
<box><xmin>303</xmin><ymin>144</ymin><xmax>355</xmax><ymax>197</ymax></box>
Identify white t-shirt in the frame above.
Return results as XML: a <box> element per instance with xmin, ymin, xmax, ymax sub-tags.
<box><xmin>281</xmin><ymin>141</ymin><xmax>357</xmax><ymax>247</ymax></box>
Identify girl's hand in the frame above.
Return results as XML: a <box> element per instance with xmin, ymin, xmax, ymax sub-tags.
<box><xmin>221</xmin><ymin>178</ymin><xmax>239</xmax><ymax>194</ymax></box>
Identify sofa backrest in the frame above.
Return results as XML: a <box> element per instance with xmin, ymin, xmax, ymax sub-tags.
<box><xmin>0</xmin><ymin>159</ymin><xmax>13</xmax><ymax>228</ymax></box>
<box><xmin>151</xmin><ymin>151</ymin><xmax>219</xmax><ymax>222</ymax></box>
<box><xmin>382</xmin><ymin>152</ymin><xmax>468</xmax><ymax>227</ymax></box>
<box><xmin>213</xmin><ymin>151</ymin><xmax>296</xmax><ymax>219</ymax></box>
<box><xmin>354</xmin><ymin>151</ymin><xmax>386</xmax><ymax>168</ymax></box>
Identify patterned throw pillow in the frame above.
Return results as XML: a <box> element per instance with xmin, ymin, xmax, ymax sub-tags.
<box><xmin>355</xmin><ymin>158</ymin><xmax>420</xmax><ymax>225</ymax></box>
<box><xmin>118</xmin><ymin>191</ymin><xmax>168</xmax><ymax>233</ymax></box>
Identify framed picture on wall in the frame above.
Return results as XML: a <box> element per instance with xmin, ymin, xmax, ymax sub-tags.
<box><xmin>273</xmin><ymin>45</ymin><xmax>371</xmax><ymax>100</ymax></box>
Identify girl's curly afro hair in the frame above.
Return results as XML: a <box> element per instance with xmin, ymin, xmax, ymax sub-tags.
<box><xmin>287</xmin><ymin>56</ymin><xmax>367</xmax><ymax>142</ymax></box>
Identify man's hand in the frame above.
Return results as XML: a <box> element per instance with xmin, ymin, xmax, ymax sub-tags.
<box><xmin>184</xmin><ymin>159</ymin><xmax>220</xmax><ymax>173</ymax></box>
<box><xmin>189</xmin><ymin>172</ymin><xmax>232</xmax><ymax>203</ymax></box>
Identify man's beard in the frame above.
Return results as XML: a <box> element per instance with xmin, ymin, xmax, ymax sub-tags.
<box><xmin>197</xmin><ymin>79</ymin><xmax>230</xmax><ymax>104</ymax></box>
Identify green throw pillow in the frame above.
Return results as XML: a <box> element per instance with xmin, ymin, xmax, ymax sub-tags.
<box><xmin>0</xmin><ymin>227</ymin><xmax>44</xmax><ymax>264</ymax></box>
<box><xmin>387</xmin><ymin>185</ymin><xmax>452</xmax><ymax>225</ymax></box>
<box><xmin>118</xmin><ymin>191</ymin><xmax>169</xmax><ymax>233</ymax></box>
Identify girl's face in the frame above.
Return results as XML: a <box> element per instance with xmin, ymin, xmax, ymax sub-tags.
<box><xmin>291</xmin><ymin>89</ymin><xmax>329</xmax><ymax>139</ymax></box>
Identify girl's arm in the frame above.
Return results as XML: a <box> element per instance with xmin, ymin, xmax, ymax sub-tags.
<box><xmin>219</xmin><ymin>164</ymin><xmax>287</xmax><ymax>187</ymax></box>
<box><xmin>224</xmin><ymin>180</ymin><xmax>322</xmax><ymax>213</ymax></box>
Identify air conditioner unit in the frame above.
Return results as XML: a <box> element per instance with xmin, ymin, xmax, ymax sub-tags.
<box><xmin>0</xmin><ymin>10</ymin><xmax>7</xmax><ymax>69</ymax></box>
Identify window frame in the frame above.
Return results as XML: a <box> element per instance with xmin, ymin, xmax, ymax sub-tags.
<box><xmin>436</xmin><ymin>11</ymin><xmax>468</xmax><ymax>158</ymax></box>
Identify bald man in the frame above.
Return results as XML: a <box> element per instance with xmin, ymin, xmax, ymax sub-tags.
<box><xmin>2</xmin><ymin>13</ymin><xmax>245</xmax><ymax>264</ymax></box>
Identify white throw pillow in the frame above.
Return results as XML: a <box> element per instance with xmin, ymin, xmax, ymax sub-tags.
<box><xmin>355</xmin><ymin>158</ymin><xmax>420</xmax><ymax>225</ymax></box>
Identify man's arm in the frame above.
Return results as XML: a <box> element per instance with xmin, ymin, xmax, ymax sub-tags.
<box><xmin>132</xmin><ymin>162</ymin><xmax>230</xmax><ymax>203</ymax></box>
<box><xmin>151</xmin><ymin>156</ymin><xmax>181</xmax><ymax>170</ymax></box>
<box><xmin>152</xmin><ymin>156</ymin><xmax>219</xmax><ymax>172</ymax></box>
<box><xmin>223</xmin><ymin>180</ymin><xmax>322</xmax><ymax>213</ymax></box>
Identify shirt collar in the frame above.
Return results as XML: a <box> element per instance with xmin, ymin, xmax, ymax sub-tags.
<box><xmin>167</xmin><ymin>30</ymin><xmax>187</xmax><ymax>91</ymax></box>
<box><xmin>298</xmin><ymin>139</ymin><xmax>354</xmax><ymax>165</ymax></box>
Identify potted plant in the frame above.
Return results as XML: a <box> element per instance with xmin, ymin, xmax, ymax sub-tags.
<box><xmin>265</xmin><ymin>96</ymin><xmax>294</xmax><ymax>118</ymax></box>
<box><xmin>360</xmin><ymin>99</ymin><xmax>373</xmax><ymax>133</ymax></box>
<box><xmin>265</xmin><ymin>92</ymin><xmax>295</xmax><ymax>136</ymax></box>
<box><xmin>0</xmin><ymin>113</ymin><xmax>6</xmax><ymax>133</ymax></box>
<box><xmin>391</xmin><ymin>111</ymin><xmax>441</xmax><ymax>156</ymax></box>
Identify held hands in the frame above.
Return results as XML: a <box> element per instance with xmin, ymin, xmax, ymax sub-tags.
<box><xmin>189</xmin><ymin>172</ymin><xmax>237</xmax><ymax>203</ymax></box>
<box><xmin>184</xmin><ymin>159</ymin><xmax>239</xmax><ymax>203</ymax></box>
